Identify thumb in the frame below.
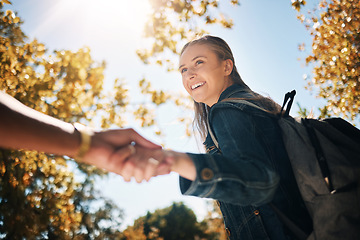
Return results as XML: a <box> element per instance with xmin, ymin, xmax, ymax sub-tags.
<box><xmin>128</xmin><ymin>129</ymin><xmax>161</xmax><ymax>149</ymax></box>
<box><xmin>97</xmin><ymin>128</ymin><xmax>161</xmax><ymax>149</ymax></box>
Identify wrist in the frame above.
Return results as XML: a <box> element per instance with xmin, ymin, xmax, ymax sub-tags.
<box><xmin>72</xmin><ymin>123</ymin><xmax>94</xmax><ymax>161</ymax></box>
<box><xmin>166</xmin><ymin>151</ymin><xmax>196</xmax><ymax>180</ymax></box>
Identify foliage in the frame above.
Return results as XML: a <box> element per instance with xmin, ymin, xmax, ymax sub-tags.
<box><xmin>0</xmin><ymin>5</ymin><xmax>127</xmax><ymax>239</ymax></box>
<box><xmin>137</xmin><ymin>78</ymin><xmax>193</xmax><ymax>136</ymax></box>
<box><xmin>137</xmin><ymin>0</ymin><xmax>240</xmax><ymax>71</ymax></box>
<box><xmin>291</xmin><ymin>0</ymin><xmax>307</xmax><ymax>12</ymax></box>
<box><xmin>202</xmin><ymin>201</ymin><xmax>227</xmax><ymax>240</ymax></box>
<box><xmin>294</xmin><ymin>0</ymin><xmax>360</xmax><ymax>121</ymax></box>
<box><xmin>120</xmin><ymin>202</ymin><xmax>225</xmax><ymax>240</ymax></box>
<box><xmin>297</xmin><ymin>102</ymin><xmax>312</xmax><ymax>118</ymax></box>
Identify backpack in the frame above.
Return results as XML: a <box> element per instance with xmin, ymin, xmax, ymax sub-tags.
<box><xmin>207</xmin><ymin>90</ymin><xmax>360</xmax><ymax>240</ymax></box>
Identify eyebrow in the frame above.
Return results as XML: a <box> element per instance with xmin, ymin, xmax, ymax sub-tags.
<box><xmin>178</xmin><ymin>56</ymin><xmax>207</xmax><ymax>70</ymax></box>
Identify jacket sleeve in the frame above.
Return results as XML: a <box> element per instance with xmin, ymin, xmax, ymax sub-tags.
<box><xmin>179</xmin><ymin>103</ymin><xmax>280</xmax><ymax>206</ymax></box>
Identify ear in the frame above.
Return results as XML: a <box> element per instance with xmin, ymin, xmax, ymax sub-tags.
<box><xmin>224</xmin><ymin>59</ymin><xmax>233</xmax><ymax>76</ymax></box>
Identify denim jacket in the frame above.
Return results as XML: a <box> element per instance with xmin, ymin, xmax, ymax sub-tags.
<box><xmin>180</xmin><ymin>84</ymin><xmax>312</xmax><ymax>240</ymax></box>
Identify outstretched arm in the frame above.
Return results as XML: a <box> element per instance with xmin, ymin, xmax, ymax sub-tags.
<box><xmin>0</xmin><ymin>91</ymin><xmax>160</xmax><ymax>174</ymax></box>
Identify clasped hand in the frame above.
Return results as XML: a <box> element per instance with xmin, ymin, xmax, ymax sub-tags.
<box><xmin>80</xmin><ymin>128</ymin><xmax>174</xmax><ymax>183</ymax></box>
<box><xmin>119</xmin><ymin>145</ymin><xmax>174</xmax><ymax>183</ymax></box>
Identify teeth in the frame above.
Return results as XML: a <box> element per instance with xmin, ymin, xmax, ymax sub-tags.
<box><xmin>191</xmin><ymin>82</ymin><xmax>204</xmax><ymax>90</ymax></box>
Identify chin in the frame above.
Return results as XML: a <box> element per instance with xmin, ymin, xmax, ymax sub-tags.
<box><xmin>192</xmin><ymin>96</ymin><xmax>203</xmax><ymax>103</ymax></box>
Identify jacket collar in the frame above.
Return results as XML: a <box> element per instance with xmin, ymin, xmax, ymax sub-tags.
<box><xmin>217</xmin><ymin>84</ymin><xmax>248</xmax><ymax>102</ymax></box>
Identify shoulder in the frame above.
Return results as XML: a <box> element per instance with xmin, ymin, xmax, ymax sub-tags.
<box><xmin>209</xmin><ymin>98</ymin><xmax>268</xmax><ymax>121</ymax></box>
<box><xmin>207</xmin><ymin>102</ymin><xmax>254</xmax><ymax>133</ymax></box>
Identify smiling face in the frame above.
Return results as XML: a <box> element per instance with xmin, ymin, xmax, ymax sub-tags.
<box><xmin>179</xmin><ymin>43</ymin><xmax>233</xmax><ymax>107</ymax></box>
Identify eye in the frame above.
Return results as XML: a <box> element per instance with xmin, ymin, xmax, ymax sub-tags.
<box><xmin>196</xmin><ymin>60</ymin><xmax>204</xmax><ymax>65</ymax></box>
<box><xmin>181</xmin><ymin>68</ymin><xmax>188</xmax><ymax>74</ymax></box>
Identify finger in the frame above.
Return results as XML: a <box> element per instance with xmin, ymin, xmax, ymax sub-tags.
<box><xmin>107</xmin><ymin>145</ymin><xmax>136</xmax><ymax>175</ymax></box>
<box><xmin>121</xmin><ymin>161</ymin><xmax>135</xmax><ymax>182</ymax></box>
<box><xmin>144</xmin><ymin>157</ymin><xmax>160</xmax><ymax>181</ymax></box>
<box><xmin>133</xmin><ymin>166</ymin><xmax>145</xmax><ymax>183</ymax></box>
<box><xmin>155</xmin><ymin>151</ymin><xmax>174</xmax><ymax>175</ymax></box>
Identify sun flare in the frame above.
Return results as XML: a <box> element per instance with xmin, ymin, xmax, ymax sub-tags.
<box><xmin>80</xmin><ymin>0</ymin><xmax>152</xmax><ymax>31</ymax></box>
<box><xmin>33</xmin><ymin>0</ymin><xmax>152</xmax><ymax>41</ymax></box>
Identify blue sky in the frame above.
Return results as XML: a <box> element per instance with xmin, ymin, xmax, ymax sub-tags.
<box><xmin>7</xmin><ymin>0</ymin><xmax>324</xmax><ymax>229</ymax></box>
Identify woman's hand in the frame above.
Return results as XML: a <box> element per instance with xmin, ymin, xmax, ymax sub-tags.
<box><xmin>118</xmin><ymin>146</ymin><xmax>197</xmax><ymax>183</ymax></box>
<box><xmin>119</xmin><ymin>146</ymin><xmax>171</xmax><ymax>183</ymax></box>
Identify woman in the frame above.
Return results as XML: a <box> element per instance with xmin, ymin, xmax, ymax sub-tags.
<box><xmin>123</xmin><ymin>35</ymin><xmax>312</xmax><ymax>239</ymax></box>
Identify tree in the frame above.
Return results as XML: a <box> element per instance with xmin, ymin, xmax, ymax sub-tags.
<box><xmin>137</xmin><ymin>0</ymin><xmax>240</xmax><ymax>71</ymax></box>
<box><xmin>120</xmin><ymin>202</ymin><xmax>219</xmax><ymax>240</ymax></box>
<box><xmin>201</xmin><ymin>201</ymin><xmax>227</xmax><ymax>240</ymax></box>
<box><xmin>0</xmin><ymin>4</ymin><xmax>126</xmax><ymax>238</ymax></box>
<box><xmin>294</xmin><ymin>0</ymin><xmax>360</xmax><ymax>121</ymax></box>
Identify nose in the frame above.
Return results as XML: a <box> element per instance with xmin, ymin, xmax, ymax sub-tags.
<box><xmin>185</xmin><ymin>68</ymin><xmax>196</xmax><ymax>81</ymax></box>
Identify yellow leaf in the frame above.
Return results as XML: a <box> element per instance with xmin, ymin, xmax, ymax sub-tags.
<box><xmin>78</xmin><ymin>68</ymin><xmax>87</xmax><ymax>80</ymax></box>
<box><xmin>13</xmin><ymin>17</ymin><xmax>20</xmax><ymax>23</ymax></box>
<box><xmin>2</xmin><ymin>0</ymin><xmax>12</xmax><ymax>5</ymax></box>
<box><xmin>37</xmin><ymin>44</ymin><xmax>45</xmax><ymax>52</ymax></box>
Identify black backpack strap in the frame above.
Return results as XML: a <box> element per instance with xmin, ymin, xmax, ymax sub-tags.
<box><xmin>276</xmin><ymin>90</ymin><xmax>311</xmax><ymax>239</ymax></box>
<box><xmin>280</xmin><ymin>90</ymin><xmax>296</xmax><ymax>117</ymax></box>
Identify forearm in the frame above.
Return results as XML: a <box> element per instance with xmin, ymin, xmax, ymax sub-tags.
<box><xmin>0</xmin><ymin>92</ymin><xmax>80</xmax><ymax>157</ymax></box>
